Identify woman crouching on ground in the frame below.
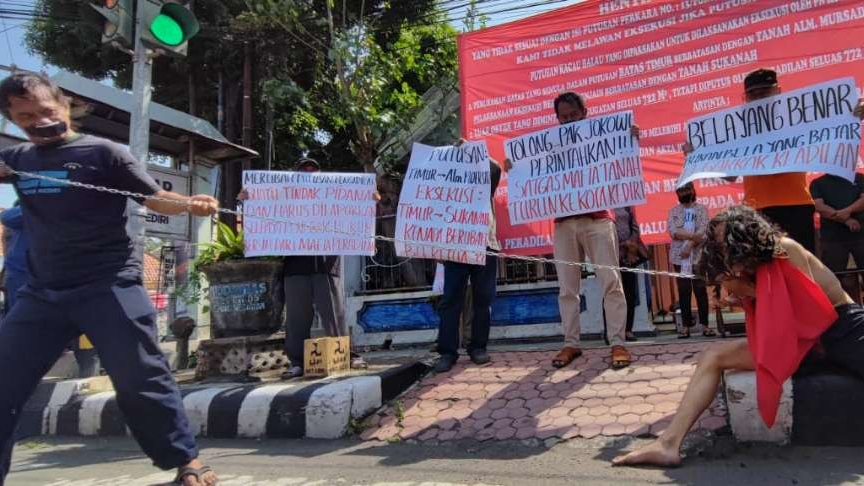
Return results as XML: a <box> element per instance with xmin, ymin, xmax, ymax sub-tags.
<box><xmin>612</xmin><ymin>205</ymin><xmax>864</xmax><ymax>467</ymax></box>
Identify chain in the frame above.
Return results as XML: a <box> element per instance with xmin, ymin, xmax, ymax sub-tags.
<box><xmin>2</xmin><ymin>167</ymin><xmax>698</xmax><ymax>280</ymax></box>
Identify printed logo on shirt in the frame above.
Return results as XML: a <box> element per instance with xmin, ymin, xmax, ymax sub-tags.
<box><xmin>63</xmin><ymin>162</ymin><xmax>82</xmax><ymax>170</ymax></box>
<box><xmin>16</xmin><ymin>170</ymin><xmax>69</xmax><ymax>195</ymax></box>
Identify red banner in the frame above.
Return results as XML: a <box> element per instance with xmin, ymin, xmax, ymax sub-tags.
<box><xmin>458</xmin><ymin>0</ymin><xmax>864</xmax><ymax>253</ymax></box>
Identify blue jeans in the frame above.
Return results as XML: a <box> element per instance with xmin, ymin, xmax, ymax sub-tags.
<box><xmin>0</xmin><ymin>279</ymin><xmax>197</xmax><ymax>481</ymax></box>
<box><xmin>437</xmin><ymin>255</ymin><xmax>497</xmax><ymax>357</ymax></box>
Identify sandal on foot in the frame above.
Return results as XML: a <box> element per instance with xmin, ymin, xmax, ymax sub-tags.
<box><xmin>611</xmin><ymin>345</ymin><xmax>631</xmax><ymax>369</ymax></box>
<box><xmin>677</xmin><ymin>328</ymin><xmax>691</xmax><ymax>339</ymax></box>
<box><xmin>552</xmin><ymin>346</ymin><xmax>582</xmax><ymax>368</ymax></box>
<box><xmin>350</xmin><ymin>353</ymin><xmax>368</xmax><ymax>369</ymax></box>
<box><xmin>173</xmin><ymin>465</ymin><xmax>215</xmax><ymax>485</ymax></box>
<box><xmin>702</xmin><ymin>328</ymin><xmax>717</xmax><ymax>337</ymax></box>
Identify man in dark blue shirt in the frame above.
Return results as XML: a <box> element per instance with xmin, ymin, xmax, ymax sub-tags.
<box><xmin>0</xmin><ymin>73</ymin><xmax>219</xmax><ymax>485</ymax></box>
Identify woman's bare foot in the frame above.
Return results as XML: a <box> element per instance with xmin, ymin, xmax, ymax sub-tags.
<box><xmin>176</xmin><ymin>458</ymin><xmax>218</xmax><ymax>486</ymax></box>
<box><xmin>611</xmin><ymin>439</ymin><xmax>682</xmax><ymax>467</ymax></box>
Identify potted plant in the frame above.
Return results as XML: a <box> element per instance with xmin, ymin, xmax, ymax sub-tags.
<box><xmin>176</xmin><ymin>221</ymin><xmax>284</xmax><ymax>338</ymax></box>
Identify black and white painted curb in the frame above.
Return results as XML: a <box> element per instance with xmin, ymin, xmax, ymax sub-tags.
<box><xmin>17</xmin><ymin>379</ymin><xmax>91</xmax><ymax>440</ymax></box>
<box><xmin>20</xmin><ymin>362</ymin><xmax>429</xmax><ymax>440</ymax></box>
<box><xmin>725</xmin><ymin>367</ymin><xmax>864</xmax><ymax>446</ymax></box>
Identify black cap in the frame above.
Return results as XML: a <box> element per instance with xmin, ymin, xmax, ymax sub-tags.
<box><xmin>744</xmin><ymin>68</ymin><xmax>778</xmax><ymax>93</ymax></box>
<box><xmin>676</xmin><ymin>182</ymin><xmax>695</xmax><ymax>192</ymax></box>
<box><xmin>293</xmin><ymin>157</ymin><xmax>320</xmax><ymax>170</ymax></box>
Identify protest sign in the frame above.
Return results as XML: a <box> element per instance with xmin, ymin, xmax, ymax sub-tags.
<box><xmin>395</xmin><ymin>141</ymin><xmax>492</xmax><ymax>265</ymax></box>
<box><xmin>242</xmin><ymin>171</ymin><xmax>376</xmax><ymax>257</ymax></box>
<box><xmin>505</xmin><ymin>111</ymin><xmax>645</xmax><ymax>224</ymax></box>
<box><xmin>679</xmin><ymin>78</ymin><xmax>861</xmax><ymax>187</ymax></box>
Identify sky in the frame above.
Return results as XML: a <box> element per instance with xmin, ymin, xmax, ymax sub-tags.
<box><xmin>0</xmin><ymin>0</ymin><xmax>585</xmax><ymax>208</ymax></box>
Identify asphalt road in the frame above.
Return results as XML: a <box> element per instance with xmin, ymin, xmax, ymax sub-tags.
<box><xmin>7</xmin><ymin>434</ymin><xmax>864</xmax><ymax>486</ymax></box>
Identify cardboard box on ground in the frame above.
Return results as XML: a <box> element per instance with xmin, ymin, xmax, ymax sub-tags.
<box><xmin>304</xmin><ymin>336</ymin><xmax>350</xmax><ymax>378</ymax></box>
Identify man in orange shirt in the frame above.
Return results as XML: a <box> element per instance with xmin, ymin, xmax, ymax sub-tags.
<box><xmin>737</xmin><ymin>69</ymin><xmax>816</xmax><ymax>252</ymax></box>
<box><xmin>687</xmin><ymin>69</ymin><xmax>864</xmax><ymax>252</ymax></box>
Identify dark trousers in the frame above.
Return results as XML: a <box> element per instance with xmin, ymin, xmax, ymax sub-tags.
<box><xmin>283</xmin><ymin>273</ymin><xmax>347</xmax><ymax>368</ymax></box>
<box><xmin>820</xmin><ymin>239</ymin><xmax>864</xmax><ymax>302</ymax></box>
<box><xmin>620</xmin><ymin>271</ymin><xmax>638</xmax><ymax>333</ymax></box>
<box><xmin>760</xmin><ymin>204</ymin><xmax>816</xmax><ymax>253</ymax></box>
<box><xmin>73</xmin><ymin>340</ymin><xmax>100</xmax><ymax>378</ymax></box>
<box><xmin>437</xmin><ymin>255</ymin><xmax>497</xmax><ymax>357</ymax></box>
<box><xmin>2</xmin><ymin>269</ymin><xmax>26</xmax><ymax>315</ymax></box>
<box><xmin>821</xmin><ymin>304</ymin><xmax>864</xmax><ymax>379</ymax></box>
<box><xmin>0</xmin><ymin>279</ymin><xmax>197</xmax><ymax>481</ymax></box>
<box><xmin>674</xmin><ymin>265</ymin><xmax>709</xmax><ymax>328</ymax></box>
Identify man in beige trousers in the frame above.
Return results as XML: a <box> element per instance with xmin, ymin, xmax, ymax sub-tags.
<box><xmin>508</xmin><ymin>92</ymin><xmax>638</xmax><ymax>369</ymax></box>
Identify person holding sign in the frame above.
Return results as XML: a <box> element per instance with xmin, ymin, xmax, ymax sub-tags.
<box><xmin>506</xmin><ymin>92</ymin><xmax>640</xmax><ymax>370</ymax></box>
<box><xmin>434</xmin><ymin>158</ymin><xmax>502</xmax><ymax>373</ymax></box>
<box><xmin>667</xmin><ymin>183</ymin><xmax>714</xmax><ymax>338</ymax></box>
<box><xmin>238</xmin><ymin>157</ymin><xmax>371</xmax><ymax>379</ymax></box>
<box><xmin>684</xmin><ymin>69</ymin><xmax>864</xmax><ymax>252</ymax></box>
<box><xmin>613</xmin><ymin>205</ymin><xmax>864</xmax><ymax>468</ymax></box>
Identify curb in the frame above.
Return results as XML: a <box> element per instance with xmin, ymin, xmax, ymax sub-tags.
<box><xmin>724</xmin><ymin>366</ymin><xmax>864</xmax><ymax>446</ymax></box>
<box><xmin>20</xmin><ymin>361</ymin><xmax>430</xmax><ymax>441</ymax></box>
<box><xmin>17</xmin><ymin>377</ymin><xmax>114</xmax><ymax>440</ymax></box>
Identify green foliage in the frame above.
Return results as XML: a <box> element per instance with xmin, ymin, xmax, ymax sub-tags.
<box><xmin>231</xmin><ymin>0</ymin><xmax>459</xmax><ymax>169</ymax></box>
<box><xmin>25</xmin><ymin>0</ymin><xmax>456</xmax><ymax>172</ymax></box>
<box><xmin>174</xmin><ymin>220</ymin><xmax>245</xmax><ymax>306</ymax></box>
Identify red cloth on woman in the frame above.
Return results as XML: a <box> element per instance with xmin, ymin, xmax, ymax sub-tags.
<box><xmin>742</xmin><ymin>258</ymin><xmax>837</xmax><ymax>427</ymax></box>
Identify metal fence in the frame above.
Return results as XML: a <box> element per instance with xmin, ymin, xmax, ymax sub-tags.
<box><xmin>359</xmin><ymin>240</ymin><xmax>566</xmax><ymax>294</ymax></box>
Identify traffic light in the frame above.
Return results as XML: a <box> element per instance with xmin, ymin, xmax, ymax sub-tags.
<box><xmin>91</xmin><ymin>0</ymin><xmax>134</xmax><ymax>48</ymax></box>
<box><xmin>139</xmin><ymin>0</ymin><xmax>200</xmax><ymax>57</ymax></box>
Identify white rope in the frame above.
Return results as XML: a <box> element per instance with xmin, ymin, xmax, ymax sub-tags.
<box><xmin>2</xmin><ymin>166</ymin><xmax>699</xmax><ymax>280</ymax></box>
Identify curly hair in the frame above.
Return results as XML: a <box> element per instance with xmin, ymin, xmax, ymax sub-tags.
<box><xmin>695</xmin><ymin>205</ymin><xmax>782</xmax><ymax>283</ymax></box>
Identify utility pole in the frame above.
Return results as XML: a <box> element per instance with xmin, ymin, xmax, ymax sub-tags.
<box><xmin>125</xmin><ymin>0</ymin><xmax>155</xmax><ymax>249</ymax></box>
<box><xmin>242</xmin><ymin>40</ymin><xmax>253</xmax><ymax>172</ymax></box>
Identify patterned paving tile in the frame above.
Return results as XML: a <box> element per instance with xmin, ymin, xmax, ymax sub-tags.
<box><xmin>362</xmin><ymin>342</ymin><xmax>726</xmax><ymax>442</ymax></box>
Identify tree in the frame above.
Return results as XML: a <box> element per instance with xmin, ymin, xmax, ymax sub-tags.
<box><xmin>24</xmin><ymin>0</ymin><xmax>458</xmax><ymax>173</ymax></box>
<box><xmin>237</xmin><ymin>0</ymin><xmax>458</xmax><ymax>172</ymax></box>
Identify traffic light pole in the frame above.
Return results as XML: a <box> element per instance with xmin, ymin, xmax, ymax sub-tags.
<box><xmin>125</xmin><ymin>1</ymin><xmax>155</xmax><ymax>260</ymax></box>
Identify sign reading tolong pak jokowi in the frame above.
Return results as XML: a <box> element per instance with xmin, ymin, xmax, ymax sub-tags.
<box><xmin>145</xmin><ymin>166</ymin><xmax>190</xmax><ymax>240</ymax></box>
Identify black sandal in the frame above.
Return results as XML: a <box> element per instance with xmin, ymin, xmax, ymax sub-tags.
<box><xmin>173</xmin><ymin>465</ymin><xmax>215</xmax><ymax>485</ymax></box>
<box><xmin>702</xmin><ymin>328</ymin><xmax>717</xmax><ymax>337</ymax></box>
<box><xmin>678</xmin><ymin>328</ymin><xmax>691</xmax><ymax>339</ymax></box>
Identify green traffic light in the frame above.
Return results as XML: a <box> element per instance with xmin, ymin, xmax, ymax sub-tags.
<box><xmin>150</xmin><ymin>13</ymin><xmax>184</xmax><ymax>46</ymax></box>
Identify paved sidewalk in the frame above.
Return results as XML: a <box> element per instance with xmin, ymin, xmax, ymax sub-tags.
<box><xmin>361</xmin><ymin>341</ymin><xmax>727</xmax><ymax>442</ymax></box>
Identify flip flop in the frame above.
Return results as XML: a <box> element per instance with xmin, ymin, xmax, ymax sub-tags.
<box><xmin>173</xmin><ymin>464</ymin><xmax>215</xmax><ymax>486</ymax></box>
<box><xmin>552</xmin><ymin>346</ymin><xmax>582</xmax><ymax>368</ymax></box>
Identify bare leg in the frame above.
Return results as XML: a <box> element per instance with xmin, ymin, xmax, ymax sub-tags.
<box><xmin>612</xmin><ymin>339</ymin><xmax>753</xmax><ymax>467</ymax></box>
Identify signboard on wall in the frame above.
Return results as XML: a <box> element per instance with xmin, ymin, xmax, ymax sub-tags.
<box><xmin>145</xmin><ymin>167</ymin><xmax>191</xmax><ymax>240</ymax></box>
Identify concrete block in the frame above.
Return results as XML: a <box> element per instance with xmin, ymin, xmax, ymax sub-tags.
<box><xmin>347</xmin><ymin>376</ymin><xmax>383</xmax><ymax>418</ymax></box>
<box><xmin>305</xmin><ymin>381</ymin><xmax>354</xmax><ymax>439</ymax></box>
<box><xmin>724</xmin><ymin>370</ymin><xmax>792</xmax><ymax>444</ymax></box>
<box><xmin>792</xmin><ymin>366</ymin><xmax>864</xmax><ymax>446</ymax></box>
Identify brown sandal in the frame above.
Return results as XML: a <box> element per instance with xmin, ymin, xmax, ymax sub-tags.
<box><xmin>611</xmin><ymin>345</ymin><xmax>631</xmax><ymax>369</ymax></box>
<box><xmin>552</xmin><ymin>346</ymin><xmax>582</xmax><ymax>368</ymax></box>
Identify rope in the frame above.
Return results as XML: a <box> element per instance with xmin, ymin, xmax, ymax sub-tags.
<box><xmin>0</xmin><ymin>166</ymin><xmax>698</xmax><ymax>280</ymax></box>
